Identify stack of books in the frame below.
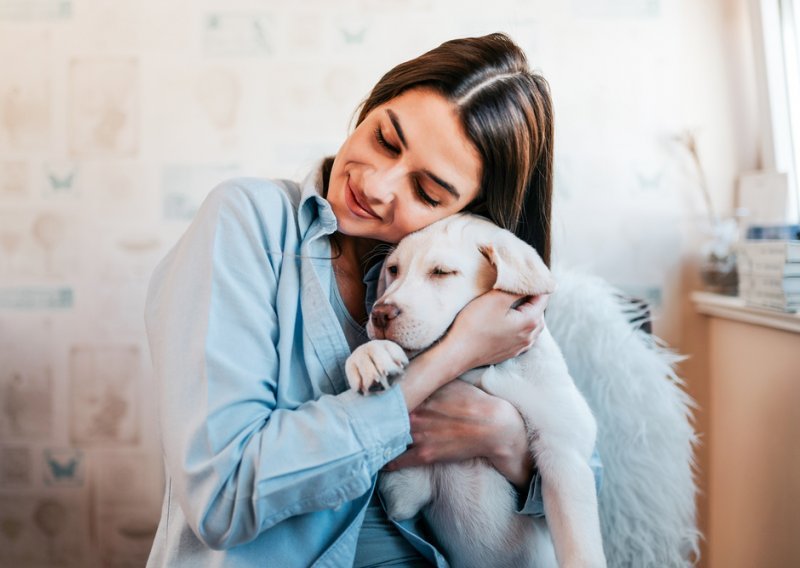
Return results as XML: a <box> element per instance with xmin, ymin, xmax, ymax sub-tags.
<box><xmin>736</xmin><ymin>238</ymin><xmax>800</xmax><ymax>312</ymax></box>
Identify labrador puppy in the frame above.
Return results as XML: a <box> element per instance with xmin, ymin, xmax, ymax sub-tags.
<box><xmin>345</xmin><ymin>214</ymin><xmax>605</xmax><ymax>568</ymax></box>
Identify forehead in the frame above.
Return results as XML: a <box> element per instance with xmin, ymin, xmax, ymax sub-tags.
<box><xmin>390</xmin><ymin>228</ymin><xmax>478</xmax><ymax>268</ymax></box>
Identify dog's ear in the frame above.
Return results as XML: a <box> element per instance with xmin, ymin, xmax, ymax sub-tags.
<box><xmin>479</xmin><ymin>231</ymin><xmax>555</xmax><ymax>296</ymax></box>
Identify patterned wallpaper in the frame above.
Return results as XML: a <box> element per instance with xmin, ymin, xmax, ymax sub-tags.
<box><xmin>0</xmin><ymin>0</ymin><xmax>755</xmax><ymax>565</ymax></box>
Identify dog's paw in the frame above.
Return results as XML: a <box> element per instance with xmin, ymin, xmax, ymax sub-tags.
<box><xmin>384</xmin><ymin>497</ymin><xmax>423</xmax><ymax>521</ymax></box>
<box><xmin>346</xmin><ymin>340</ymin><xmax>408</xmax><ymax>395</ymax></box>
<box><xmin>383</xmin><ymin>491</ymin><xmax>428</xmax><ymax>521</ymax></box>
<box><xmin>380</xmin><ymin>469</ymin><xmax>432</xmax><ymax>521</ymax></box>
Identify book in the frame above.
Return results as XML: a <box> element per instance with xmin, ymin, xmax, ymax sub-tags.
<box><xmin>736</xmin><ymin>262</ymin><xmax>800</xmax><ymax>277</ymax></box>
<box><xmin>739</xmin><ymin>287</ymin><xmax>800</xmax><ymax>306</ymax></box>
<box><xmin>745</xmin><ymin>224</ymin><xmax>800</xmax><ymax>240</ymax></box>
<box><xmin>736</xmin><ymin>240</ymin><xmax>800</xmax><ymax>265</ymax></box>
<box><xmin>738</xmin><ymin>274</ymin><xmax>800</xmax><ymax>295</ymax></box>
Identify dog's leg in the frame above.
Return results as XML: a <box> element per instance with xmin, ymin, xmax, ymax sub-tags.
<box><xmin>345</xmin><ymin>339</ymin><xmax>408</xmax><ymax>394</ymax></box>
<box><xmin>479</xmin><ymin>332</ymin><xmax>606</xmax><ymax>568</ymax></box>
<box><xmin>380</xmin><ymin>468</ymin><xmax>433</xmax><ymax>521</ymax></box>
<box><xmin>425</xmin><ymin>461</ymin><xmax>549</xmax><ymax>568</ymax></box>
<box><xmin>535</xmin><ymin>444</ymin><xmax>605</xmax><ymax>568</ymax></box>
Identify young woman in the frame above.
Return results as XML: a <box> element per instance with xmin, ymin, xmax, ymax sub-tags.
<box><xmin>144</xmin><ymin>32</ymin><xmax>600</xmax><ymax>567</ymax></box>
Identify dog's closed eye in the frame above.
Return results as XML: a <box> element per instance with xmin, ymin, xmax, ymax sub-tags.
<box><xmin>430</xmin><ymin>267</ymin><xmax>458</xmax><ymax>277</ymax></box>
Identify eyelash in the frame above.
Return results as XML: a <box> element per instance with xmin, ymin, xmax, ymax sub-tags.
<box><xmin>374</xmin><ymin>126</ymin><xmax>397</xmax><ymax>153</ymax></box>
<box><xmin>374</xmin><ymin>126</ymin><xmax>440</xmax><ymax>208</ymax></box>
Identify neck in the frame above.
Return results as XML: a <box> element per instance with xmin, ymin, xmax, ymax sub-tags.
<box><xmin>333</xmin><ymin>233</ymin><xmax>382</xmax><ymax>277</ymax></box>
<box><xmin>332</xmin><ymin>233</ymin><xmax>382</xmax><ymax>326</ymax></box>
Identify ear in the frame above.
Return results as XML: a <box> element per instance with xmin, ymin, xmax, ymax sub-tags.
<box><xmin>479</xmin><ymin>231</ymin><xmax>556</xmax><ymax>296</ymax></box>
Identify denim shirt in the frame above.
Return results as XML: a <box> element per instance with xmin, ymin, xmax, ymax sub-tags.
<box><xmin>144</xmin><ymin>160</ymin><xmax>602</xmax><ymax>567</ymax></box>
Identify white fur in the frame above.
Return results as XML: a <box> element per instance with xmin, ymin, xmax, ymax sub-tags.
<box><xmin>546</xmin><ymin>269</ymin><xmax>700</xmax><ymax>567</ymax></box>
<box><xmin>346</xmin><ymin>214</ymin><xmax>606</xmax><ymax>568</ymax></box>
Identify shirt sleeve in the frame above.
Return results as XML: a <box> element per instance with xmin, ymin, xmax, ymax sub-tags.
<box><xmin>144</xmin><ymin>179</ymin><xmax>412</xmax><ymax>550</ymax></box>
<box><xmin>515</xmin><ymin>444</ymin><xmax>604</xmax><ymax>517</ymax></box>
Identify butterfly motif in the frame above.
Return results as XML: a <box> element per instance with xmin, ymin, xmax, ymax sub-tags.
<box><xmin>47</xmin><ymin>171</ymin><xmax>75</xmax><ymax>191</ymax></box>
<box><xmin>47</xmin><ymin>456</ymin><xmax>80</xmax><ymax>479</ymax></box>
<box><xmin>635</xmin><ymin>170</ymin><xmax>663</xmax><ymax>191</ymax></box>
<box><xmin>340</xmin><ymin>27</ymin><xmax>367</xmax><ymax>45</ymax></box>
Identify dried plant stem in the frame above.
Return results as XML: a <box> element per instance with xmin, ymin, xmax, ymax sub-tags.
<box><xmin>677</xmin><ymin>130</ymin><xmax>717</xmax><ymax>225</ymax></box>
<box><xmin>688</xmin><ymin>145</ymin><xmax>716</xmax><ymax>224</ymax></box>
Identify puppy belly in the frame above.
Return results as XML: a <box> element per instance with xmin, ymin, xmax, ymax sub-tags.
<box><xmin>424</xmin><ymin>461</ymin><xmax>556</xmax><ymax>568</ymax></box>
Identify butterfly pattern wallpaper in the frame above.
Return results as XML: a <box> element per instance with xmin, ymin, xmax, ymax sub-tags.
<box><xmin>0</xmin><ymin>0</ymin><xmax>756</xmax><ymax>565</ymax></box>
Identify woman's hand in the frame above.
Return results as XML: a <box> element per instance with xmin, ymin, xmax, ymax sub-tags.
<box><xmin>440</xmin><ymin>292</ymin><xmax>549</xmax><ymax>377</ymax></box>
<box><xmin>395</xmin><ymin>291</ymin><xmax>547</xmax><ymax>413</ymax></box>
<box><xmin>385</xmin><ymin>380</ymin><xmax>535</xmax><ymax>490</ymax></box>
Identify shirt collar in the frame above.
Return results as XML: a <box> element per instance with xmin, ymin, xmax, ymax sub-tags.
<box><xmin>298</xmin><ymin>158</ymin><xmax>338</xmax><ymax>238</ymax></box>
<box><xmin>297</xmin><ymin>157</ymin><xmax>387</xmax><ymax>306</ymax></box>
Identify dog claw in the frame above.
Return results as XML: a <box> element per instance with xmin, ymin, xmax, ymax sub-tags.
<box><xmin>345</xmin><ymin>340</ymin><xmax>408</xmax><ymax>396</ymax></box>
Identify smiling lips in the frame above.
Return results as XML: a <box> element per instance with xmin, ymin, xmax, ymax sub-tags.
<box><xmin>346</xmin><ymin>179</ymin><xmax>381</xmax><ymax>220</ymax></box>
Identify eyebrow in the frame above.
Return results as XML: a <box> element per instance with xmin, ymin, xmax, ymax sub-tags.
<box><xmin>386</xmin><ymin>108</ymin><xmax>462</xmax><ymax>200</ymax></box>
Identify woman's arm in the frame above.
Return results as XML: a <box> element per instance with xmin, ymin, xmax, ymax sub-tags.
<box><xmin>147</xmin><ymin>180</ymin><xmax>414</xmax><ymax>550</ymax></box>
<box><xmin>377</xmin><ymin>292</ymin><xmax>548</xmax><ymax>490</ymax></box>
<box><xmin>385</xmin><ymin>380</ymin><xmax>535</xmax><ymax>490</ymax></box>
<box><xmin>383</xmin><ymin>289</ymin><xmax>605</xmax><ymax>509</ymax></box>
<box><xmin>396</xmin><ymin>293</ymin><xmax>548</xmax><ymax>410</ymax></box>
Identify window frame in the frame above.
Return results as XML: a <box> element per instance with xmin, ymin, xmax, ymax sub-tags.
<box><xmin>750</xmin><ymin>0</ymin><xmax>800</xmax><ymax>222</ymax></box>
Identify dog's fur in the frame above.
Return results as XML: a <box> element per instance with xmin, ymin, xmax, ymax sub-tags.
<box><xmin>345</xmin><ymin>214</ymin><xmax>606</xmax><ymax>568</ymax></box>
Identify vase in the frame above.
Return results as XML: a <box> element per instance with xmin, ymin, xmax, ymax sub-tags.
<box><xmin>699</xmin><ymin>252</ymin><xmax>738</xmax><ymax>295</ymax></box>
<box><xmin>699</xmin><ymin>217</ymin><xmax>739</xmax><ymax>295</ymax></box>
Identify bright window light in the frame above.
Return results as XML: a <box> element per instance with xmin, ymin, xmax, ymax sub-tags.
<box><xmin>754</xmin><ymin>0</ymin><xmax>800</xmax><ymax>222</ymax></box>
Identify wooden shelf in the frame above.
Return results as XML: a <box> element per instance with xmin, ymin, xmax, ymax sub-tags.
<box><xmin>691</xmin><ymin>291</ymin><xmax>800</xmax><ymax>334</ymax></box>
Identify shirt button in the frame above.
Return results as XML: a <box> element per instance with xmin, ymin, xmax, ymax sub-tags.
<box><xmin>383</xmin><ymin>449</ymin><xmax>393</xmax><ymax>459</ymax></box>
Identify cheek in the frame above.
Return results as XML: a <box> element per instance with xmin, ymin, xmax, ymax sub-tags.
<box><xmin>381</xmin><ymin>211</ymin><xmax>419</xmax><ymax>244</ymax></box>
<box><xmin>399</xmin><ymin>282</ymin><xmax>466</xmax><ymax>321</ymax></box>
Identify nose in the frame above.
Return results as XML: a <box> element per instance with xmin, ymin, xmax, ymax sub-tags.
<box><xmin>371</xmin><ymin>302</ymin><xmax>401</xmax><ymax>330</ymax></box>
<box><xmin>363</xmin><ymin>163</ymin><xmax>407</xmax><ymax>203</ymax></box>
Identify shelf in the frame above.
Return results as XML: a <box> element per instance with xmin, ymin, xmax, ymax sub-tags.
<box><xmin>691</xmin><ymin>291</ymin><xmax>800</xmax><ymax>334</ymax></box>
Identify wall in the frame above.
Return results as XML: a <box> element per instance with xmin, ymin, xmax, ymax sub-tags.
<box><xmin>0</xmin><ymin>0</ymin><xmax>758</xmax><ymax>565</ymax></box>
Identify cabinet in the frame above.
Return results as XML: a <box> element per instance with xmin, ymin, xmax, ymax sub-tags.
<box><xmin>693</xmin><ymin>293</ymin><xmax>800</xmax><ymax>568</ymax></box>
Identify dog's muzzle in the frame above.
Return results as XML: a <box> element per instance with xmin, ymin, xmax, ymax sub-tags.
<box><xmin>371</xmin><ymin>302</ymin><xmax>401</xmax><ymax>331</ymax></box>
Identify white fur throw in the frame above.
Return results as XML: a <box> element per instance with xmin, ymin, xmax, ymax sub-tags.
<box><xmin>546</xmin><ymin>269</ymin><xmax>700</xmax><ymax>567</ymax></box>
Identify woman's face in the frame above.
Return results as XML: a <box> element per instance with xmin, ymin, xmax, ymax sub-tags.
<box><xmin>327</xmin><ymin>87</ymin><xmax>482</xmax><ymax>244</ymax></box>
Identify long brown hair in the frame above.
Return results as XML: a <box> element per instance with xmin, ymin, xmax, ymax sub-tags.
<box><xmin>323</xmin><ymin>32</ymin><xmax>553</xmax><ymax>265</ymax></box>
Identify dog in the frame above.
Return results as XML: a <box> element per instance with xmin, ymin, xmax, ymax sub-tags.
<box><xmin>345</xmin><ymin>214</ymin><xmax>605</xmax><ymax>568</ymax></box>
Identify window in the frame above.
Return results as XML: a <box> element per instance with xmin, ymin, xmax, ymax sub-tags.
<box><xmin>752</xmin><ymin>0</ymin><xmax>800</xmax><ymax>222</ymax></box>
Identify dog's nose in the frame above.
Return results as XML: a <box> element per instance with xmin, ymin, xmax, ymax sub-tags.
<box><xmin>371</xmin><ymin>302</ymin><xmax>401</xmax><ymax>330</ymax></box>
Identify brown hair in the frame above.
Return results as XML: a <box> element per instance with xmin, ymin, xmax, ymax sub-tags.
<box><xmin>323</xmin><ymin>32</ymin><xmax>553</xmax><ymax>265</ymax></box>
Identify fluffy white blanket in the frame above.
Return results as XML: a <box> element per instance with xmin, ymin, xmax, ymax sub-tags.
<box><xmin>547</xmin><ymin>269</ymin><xmax>700</xmax><ymax>567</ymax></box>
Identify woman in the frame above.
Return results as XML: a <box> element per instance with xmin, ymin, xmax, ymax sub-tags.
<box><xmin>145</xmin><ymin>32</ymin><xmax>599</xmax><ymax>567</ymax></box>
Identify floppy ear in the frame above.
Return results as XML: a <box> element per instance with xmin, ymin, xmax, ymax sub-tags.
<box><xmin>479</xmin><ymin>231</ymin><xmax>556</xmax><ymax>296</ymax></box>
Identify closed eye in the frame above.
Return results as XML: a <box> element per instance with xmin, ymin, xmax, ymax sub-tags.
<box><xmin>375</xmin><ymin>127</ymin><xmax>399</xmax><ymax>154</ymax></box>
<box><xmin>375</xmin><ymin>126</ymin><xmax>440</xmax><ymax>208</ymax></box>
<box><xmin>431</xmin><ymin>267</ymin><xmax>458</xmax><ymax>277</ymax></box>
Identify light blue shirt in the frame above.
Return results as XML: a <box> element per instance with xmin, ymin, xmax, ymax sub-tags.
<box><xmin>144</xmin><ymin>160</ymin><xmax>602</xmax><ymax>567</ymax></box>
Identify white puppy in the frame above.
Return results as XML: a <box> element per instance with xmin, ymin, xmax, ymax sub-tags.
<box><xmin>346</xmin><ymin>214</ymin><xmax>605</xmax><ymax>568</ymax></box>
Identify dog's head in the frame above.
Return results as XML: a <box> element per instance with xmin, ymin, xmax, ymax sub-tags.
<box><xmin>367</xmin><ymin>214</ymin><xmax>555</xmax><ymax>352</ymax></box>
